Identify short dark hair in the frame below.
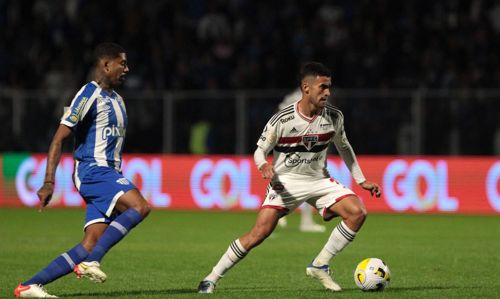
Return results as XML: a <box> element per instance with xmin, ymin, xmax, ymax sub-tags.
<box><xmin>94</xmin><ymin>42</ymin><xmax>126</xmax><ymax>63</ymax></box>
<box><xmin>298</xmin><ymin>62</ymin><xmax>331</xmax><ymax>82</ymax></box>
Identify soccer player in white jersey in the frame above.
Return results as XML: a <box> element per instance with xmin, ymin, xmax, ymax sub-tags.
<box><xmin>14</xmin><ymin>43</ymin><xmax>151</xmax><ymax>298</ymax></box>
<box><xmin>276</xmin><ymin>87</ymin><xmax>326</xmax><ymax>232</ymax></box>
<box><xmin>198</xmin><ymin>62</ymin><xmax>381</xmax><ymax>294</ymax></box>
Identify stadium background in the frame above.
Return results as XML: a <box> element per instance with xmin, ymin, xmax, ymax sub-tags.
<box><xmin>1</xmin><ymin>0</ymin><xmax>499</xmax><ymax>213</ymax></box>
<box><xmin>1</xmin><ymin>1</ymin><xmax>500</xmax><ymax>298</ymax></box>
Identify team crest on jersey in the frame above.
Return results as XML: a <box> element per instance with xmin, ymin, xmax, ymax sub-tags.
<box><xmin>302</xmin><ymin>135</ymin><xmax>318</xmax><ymax>150</ymax></box>
<box><xmin>97</xmin><ymin>97</ymin><xmax>113</xmax><ymax>113</ymax></box>
<box><xmin>116</xmin><ymin>178</ymin><xmax>130</xmax><ymax>185</ymax></box>
<box><xmin>97</xmin><ymin>97</ymin><xmax>111</xmax><ymax>105</ymax></box>
<box><xmin>267</xmin><ymin>191</ymin><xmax>277</xmax><ymax>201</ymax></box>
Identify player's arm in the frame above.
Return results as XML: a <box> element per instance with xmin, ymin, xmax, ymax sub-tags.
<box><xmin>332</xmin><ymin>126</ymin><xmax>381</xmax><ymax>197</ymax></box>
<box><xmin>255</xmin><ymin>121</ymin><xmax>279</xmax><ymax>179</ymax></box>
<box><xmin>37</xmin><ymin>124</ymin><xmax>73</xmax><ymax>208</ymax></box>
<box><xmin>39</xmin><ymin>84</ymin><xmax>94</xmax><ymax>208</ymax></box>
<box><xmin>254</xmin><ymin>146</ymin><xmax>273</xmax><ymax>179</ymax></box>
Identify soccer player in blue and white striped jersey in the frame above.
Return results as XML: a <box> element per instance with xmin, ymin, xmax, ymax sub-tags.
<box><xmin>14</xmin><ymin>43</ymin><xmax>151</xmax><ymax>298</ymax></box>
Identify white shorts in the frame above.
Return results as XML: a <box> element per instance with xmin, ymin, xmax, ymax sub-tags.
<box><xmin>262</xmin><ymin>176</ymin><xmax>357</xmax><ymax>221</ymax></box>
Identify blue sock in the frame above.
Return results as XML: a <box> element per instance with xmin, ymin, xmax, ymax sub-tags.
<box><xmin>85</xmin><ymin>208</ymin><xmax>143</xmax><ymax>263</ymax></box>
<box><xmin>23</xmin><ymin>244</ymin><xmax>88</xmax><ymax>286</ymax></box>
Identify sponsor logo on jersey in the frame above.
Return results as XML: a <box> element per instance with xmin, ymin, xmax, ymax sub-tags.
<box><xmin>102</xmin><ymin>125</ymin><xmax>126</xmax><ymax>140</ymax></box>
<box><xmin>290</xmin><ymin>127</ymin><xmax>298</xmax><ymax>134</ymax></box>
<box><xmin>62</xmin><ymin>107</ymin><xmax>71</xmax><ymax>120</ymax></box>
<box><xmin>116</xmin><ymin>178</ymin><xmax>130</xmax><ymax>185</ymax></box>
<box><xmin>320</xmin><ymin>123</ymin><xmax>331</xmax><ymax>129</ymax></box>
<box><xmin>284</xmin><ymin>153</ymin><xmax>321</xmax><ymax>167</ymax></box>
<box><xmin>280</xmin><ymin>115</ymin><xmax>295</xmax><ymax>124</ymax></box>
<box><xmin>265</xmin><ymin>132</ymin><xmax>277</xmax><ymax>145</ymax></box>
<box><xmin>68</xmin><ymin>97</ymin><xmax>88</xmax><ymax>123</ymax></box>
<box><xmin>302</xmin><ymin>135</ymin><xmax>319</xmax><ymax>150</ymax></box>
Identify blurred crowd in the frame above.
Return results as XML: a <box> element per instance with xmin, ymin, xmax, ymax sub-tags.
<box><xmin>1</xmin><ymin>0</ymin><xmax>499</xmax><ymax>154</ymax></box>
<box><xmin>3</xmin><ymin>0</ymin><xmax>500</xmax><ymax>90</ymax></box>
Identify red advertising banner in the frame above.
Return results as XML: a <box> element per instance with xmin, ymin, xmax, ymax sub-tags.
<box><xmin>2</xmin><ymin>154</ymin><xmax>499</xmax><ymax>214</ymax></box>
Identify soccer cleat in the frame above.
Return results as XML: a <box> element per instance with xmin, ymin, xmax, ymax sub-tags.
<box><xmin>197</xmin><ymin>280</ymin><xmax>216</xmax><ymax>294</ymax></box>
<box><xmin>299</xmin><ymin>223</ymin><xmax>326</xmax><ymax>233</ymax></box>
<box><xmin>74</xmin><ymin>261</ymin><xmax>107</xmax><ymax>283</ymax></box>
<box><xmin>14</xmin><ymin>284</ymin><xmax>58</xmax><ymax>298</ymax></box>
<box><xmin>306</xmin><ymin>263</ymin><xmax>342</xmax><ymax>292</ymax></box>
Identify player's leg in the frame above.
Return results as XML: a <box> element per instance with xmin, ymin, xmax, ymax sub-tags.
<box><xmin>14</xmin><ymin>242</ymin><xmax>91</xmax><ymax>298</ymax></box>
<box><xmin>198</xmin><ymin>208</ymin><xmax>284</xmax><ymax>293</ymax></box>
<box><xmin>299</xmin><ymin>203</ymin><xmax>325</xmax><ymax>232</ymax></box>
<box><xmin>82</xmin><ymin>189</ymin><xmax>150</xmax><ymax>265</ymax></box>
<box><xmin>74</xmin><ymin>167</ymin><xmax>150</xmax><ymax>282</ymax></box>
<box><xmin>73</xmin><ymin>222</ymin><xmax>111</xmax><ymax>283</ymax></box>
<box><xmin>14</xmin><ymin>222</ymin><xmax>107</xmax><ymax>297</ymax></box>
<box><xmin>307</xmin><ymin>195</ymin><xmax>367</xmax><ymax>291</ymax></box>
<box><xmin>313</xmin><ymin>195</ymin><xmax>366</xmax><ymax>266</ymax></box>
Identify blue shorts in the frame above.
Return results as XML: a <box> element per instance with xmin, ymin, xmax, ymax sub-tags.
<box><xmin>75</xmin><ymin>165</ymin><xmax>136</xmax><ymax>230</ymax></box>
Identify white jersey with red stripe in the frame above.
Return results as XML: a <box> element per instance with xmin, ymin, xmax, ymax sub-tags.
<box><xmin>256</xmin><ymin>101</ymin><xmax>366</xmax><ymax>183</ymax></box>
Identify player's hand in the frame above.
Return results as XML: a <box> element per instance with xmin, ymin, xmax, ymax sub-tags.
<box><xmin>259</xmin><ymin>163</ymin><xmax>274</xmax><ymax>180</ymax></box>
<box><xmin>37</xmin><ymin>182</ymin><xmax>55</xmax><ymax>209</ymax></box>
<box><xmin>360</xmin><ymin>180</ymin><xmax>381</xmax><ymax>198</ymax></box>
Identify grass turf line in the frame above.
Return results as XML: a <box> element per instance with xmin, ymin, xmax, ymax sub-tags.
<box><xmin>1</xmin><ymin>209</ymin><xmax>499</xmax><ymax>298</ymax></box>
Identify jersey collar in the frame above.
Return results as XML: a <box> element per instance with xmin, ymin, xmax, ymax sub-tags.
<box><xmin>295</xmin><ymin>101</ymin><xmax>320</xmax><ymax>123</ymax></box>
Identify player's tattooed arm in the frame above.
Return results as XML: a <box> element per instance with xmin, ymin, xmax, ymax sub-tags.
<box><xmin>37</xmin><ymin>124</ymin><xmax>73</xmax><ymax>208</ymax></box>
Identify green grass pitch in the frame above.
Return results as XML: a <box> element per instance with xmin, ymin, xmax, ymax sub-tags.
<box><xmin>1</xmin><ymin>208</ymin><xmax>499</xmax><ymax>298</ymax></box>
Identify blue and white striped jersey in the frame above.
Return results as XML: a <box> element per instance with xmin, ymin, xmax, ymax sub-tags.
<box><xmin>61</xmin><ymin>81</ymin><xmax>127</xmax><ymax>172</ymax></box>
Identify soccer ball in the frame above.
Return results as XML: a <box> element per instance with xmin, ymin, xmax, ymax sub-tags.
<box><xmin>354</xmin><ymin>258</ymin><xmax>391</xmax><ymax>291</ymax></box>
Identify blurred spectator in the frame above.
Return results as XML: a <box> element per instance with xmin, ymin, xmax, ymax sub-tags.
<box><xmin>1</xmin><ymin>0</ymin><xmax>499</xmax><ymax>154</ymax></box>
<box><xmin>3</xmin><ymin>0</ymin><xmax>500</xmax><ymax>90</ymax></box>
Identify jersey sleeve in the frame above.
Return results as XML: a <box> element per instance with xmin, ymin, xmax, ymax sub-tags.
<box><xmin>60</xmin><ymin>84</ymin><xmax>96</xmax><ymax>128</ymax></box>
<box><xmin>256</xmin><ymin>118</ymin><xmax>280</xmax><ymax>155</ymax></box>
<box><xmin>332</xmin><ymin>116</ymin><xmax>366</xmax><ymax>184</ymax></box>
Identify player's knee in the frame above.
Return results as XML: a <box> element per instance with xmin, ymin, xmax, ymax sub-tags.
<box><xmin>81</xmin><ymin>235</ymin><xmax>99</xmax><ymax>251</ymax></box>
<box><xmin>81</xmin><ymin>240</ymin><xmax>96</xmax><ymax>252</ymax></box>
<box><xmin>350</xmin><ymin>205</ymin><xmax>367</xmax><ymax>225</ymax></box>
<box><xmin>134</xmin><ymin>202</ymin><xmax>151</xmax><ymax>218</ymax></box>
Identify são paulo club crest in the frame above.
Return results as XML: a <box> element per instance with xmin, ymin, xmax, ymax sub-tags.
<box><xmin>302</xmin><ymin>135</ymin><xmax>319</xmax><ymax>150</ymax></box>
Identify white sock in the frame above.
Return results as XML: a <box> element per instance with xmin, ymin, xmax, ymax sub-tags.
<box><xmin>300</xmin><ymin>204</ymin><xmax>315</xmax><ymax>226</ymax></box>
<box><xmin>312</xmin><ymin>221</ymin><xmax>356</xmax><ymax>266</ymax></box>
<box><xmin>205</xmin><ymin>239</ymin><xmax>248</xmax><ymax>283</ymax></box>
